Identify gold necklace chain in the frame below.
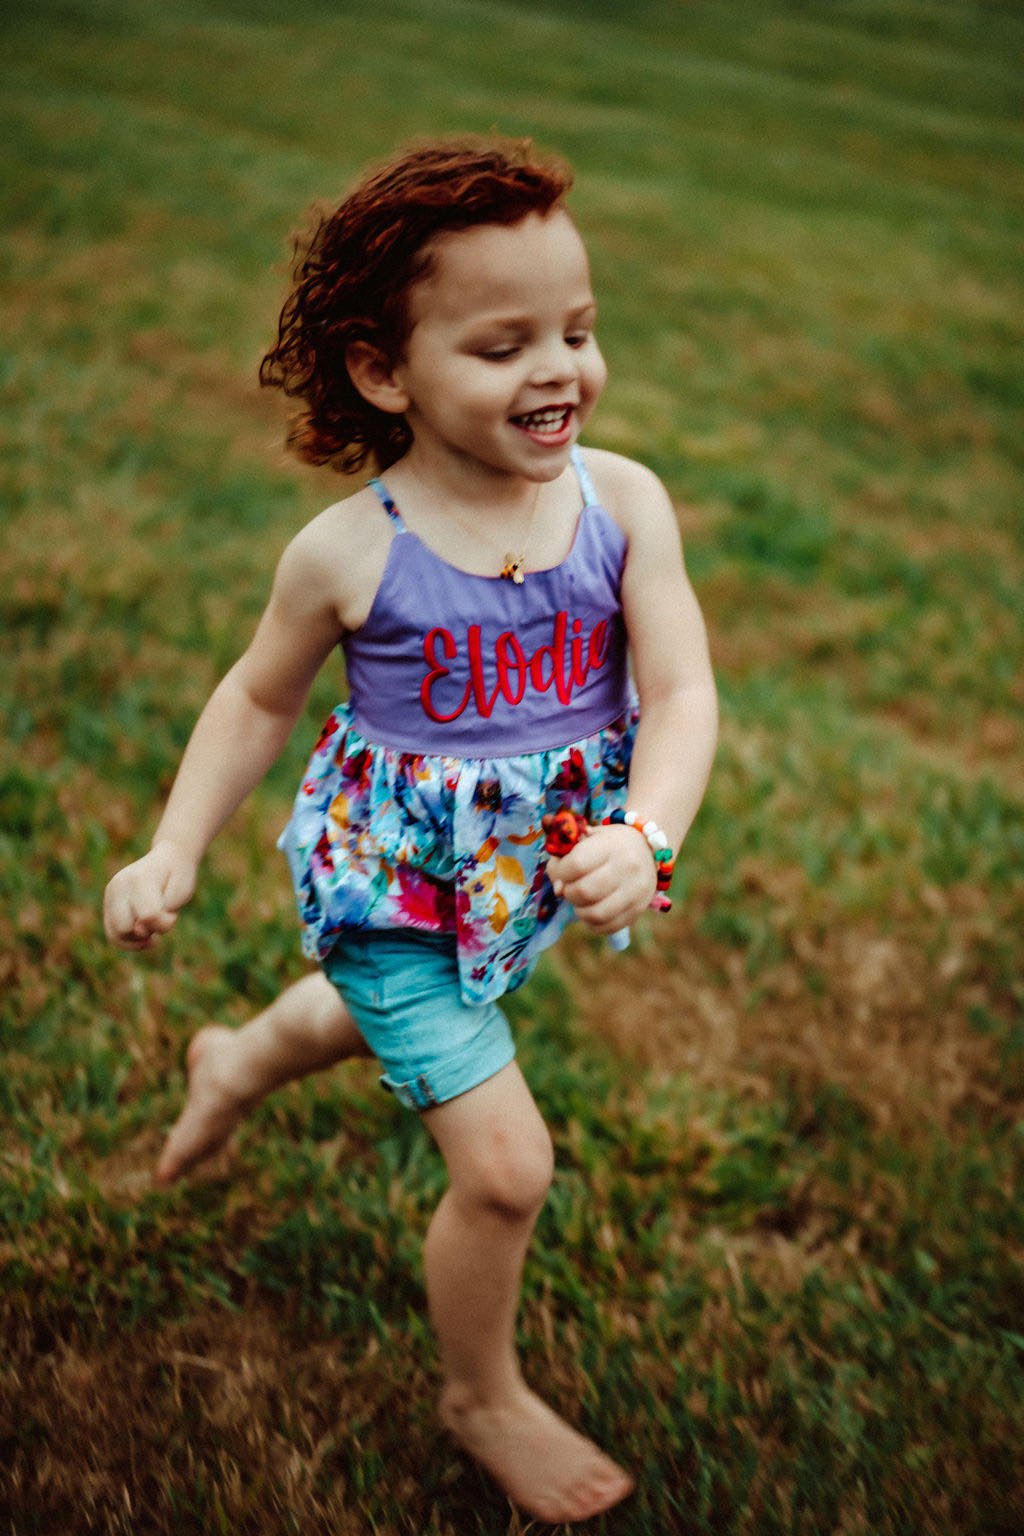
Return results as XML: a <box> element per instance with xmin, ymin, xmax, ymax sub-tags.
<box><xmin>430</xmin><ymin>480</ymin><xmax>543</xmax><ymax>586</ymax></box>
<box><xmin>499</xmin><ymin>479</ymin><xmax>542</xmax><ymax>585</ymax></box>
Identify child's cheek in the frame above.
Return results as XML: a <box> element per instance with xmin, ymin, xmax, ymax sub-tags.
<box><xmin>583</xmin><ymin>346</ymin><xmax>608</xmax><ymax>402</ymax></box>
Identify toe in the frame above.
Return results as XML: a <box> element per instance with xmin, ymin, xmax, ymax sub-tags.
<box><xmin>565</xmin><ymin>1466</ymin><xmax>633</xmax><ymax>1520</ymax></box>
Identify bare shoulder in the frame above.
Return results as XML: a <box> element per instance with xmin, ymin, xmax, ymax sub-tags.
<box><xmin>581</xmin><ymin>446</ymin><xmax>663</xmax><ymax>503</ymax></box>
<box><xmin>579</xmin><ymin>447</ymin><xmax>681</xmax><ymax>548</ymax></box>
<box><xmin>279</xmin><ymin>483</ymin><xmax>394</xmax><ymax>632</ymax></box>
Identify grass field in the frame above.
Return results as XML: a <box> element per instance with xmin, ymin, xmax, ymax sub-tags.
<box><xmin>2</xmin><ymin>1</ymin><xmax>1023</xmax><ymax>1531</ymax></box>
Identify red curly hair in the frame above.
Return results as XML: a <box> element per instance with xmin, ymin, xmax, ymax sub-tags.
<box><xmin>259</xmin><ymin>136</ymin><xmax>574</xmax><ymax>474</ymax></box>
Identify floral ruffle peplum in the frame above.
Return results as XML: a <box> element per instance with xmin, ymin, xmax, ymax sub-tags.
<box><xmin>278</xmin><ymin>699</ymin><xmax>639</xmax><ymax>1005</ymax></box>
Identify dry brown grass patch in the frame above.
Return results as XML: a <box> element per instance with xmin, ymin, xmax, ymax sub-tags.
<box><xmin>559</xmin><ymin>895</ymin><xmax>1010</xmax><ymax>1136</ymax></box>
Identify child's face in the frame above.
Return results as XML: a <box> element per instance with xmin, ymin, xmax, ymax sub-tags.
<box><xmin>392</xmin><ymin>210</ymin><xmax>607</xmax><ymax>482</ymax></box>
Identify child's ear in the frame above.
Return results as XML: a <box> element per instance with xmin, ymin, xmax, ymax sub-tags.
<box><xmin>345</xmin><ymin>340</ymin><xmax>410</xmax><ymax>415</ymax></box>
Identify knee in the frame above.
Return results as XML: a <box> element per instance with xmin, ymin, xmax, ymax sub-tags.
<box><xmin>459</xmin><ymin>1122</ymin><xmax>555</xmax><ymax>1222</ymax></box>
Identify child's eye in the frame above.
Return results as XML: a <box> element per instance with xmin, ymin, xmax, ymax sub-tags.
<box><xmin>565</xmin><ymin>331</ymin><xmax>590</xmax><ymax>349</ymax></box>
<box><xmin>478</xmin><ymin>346</ymin><xmax>519</xmax><ymax>361</ymax></box>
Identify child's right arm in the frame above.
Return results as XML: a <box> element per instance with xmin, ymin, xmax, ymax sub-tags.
<box><xmin>103</xmin><ymin>524</ymin><xmax>348</xmax><ymax>951</ymax></box>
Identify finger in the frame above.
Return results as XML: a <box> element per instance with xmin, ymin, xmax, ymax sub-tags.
<box><xmin>548</xmin><ymin>841</ymin><xmax>601</xmax><ymax>888</ymax></box>
<box><xmin>128</xmin><ymin>858</ymin><xmax>191</xmax><ymax>928</ymax></box>
<box><xmin>105</xmin><ymin>874</ymin><xmax>172</xmax><ymax>946</ymax></box>
<box><xmin>126</xmin><ymin>912</ymin><xmax>159</xmax><ymax>945</ymax></box>
<box><xmin>578</xmin><ymin>897</ymin><xmax>633</xmax><ymax>935</ymax></box>
<box><xmin>104</xmin><ymin>885</ymin><xmax>140</xmax><ymax>945</ymax></box>
<box><xmin>119</xmin><ymin>905</ymin><xmax>176</xmax><ymax>948</ymax></box>
<box><xmin>146</xmin><ymin>908</ymin><xmax>179</xmax><ymax>935</ymax></box>
<box><xmin>548</xmin><ymin>838</ymin><xmax>606</xmax><ymax>901</ymax></box>
<box><xmin>560</xmin><ymin>864</ymin><xmax>619</xmax><ymax>910</ymax></box>
<box><xmin>105</xmin><ymin>909</ymin><xmax>153</xmax><ymax>950</ymax></box>
<box><xmin>549</xmin><ymin>865</ymin><xmax>587</xmax><ymax>902</ymax></box>
<box><xmin>546</xmin><ymin>852</ymin><xmax>577</xmax><ymax>898</ymax></box>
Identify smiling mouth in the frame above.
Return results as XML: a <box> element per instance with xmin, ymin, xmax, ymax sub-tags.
<box><xmin>510</xmin><ymin>405</ymin><xmax>574</xmax><ymax>435</ymax></box>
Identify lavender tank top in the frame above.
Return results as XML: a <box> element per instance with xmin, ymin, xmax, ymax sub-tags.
<box><xmin>342</xmin><ymin>448</ymin><xmax>632</xmax><ymax>757</ymax></box>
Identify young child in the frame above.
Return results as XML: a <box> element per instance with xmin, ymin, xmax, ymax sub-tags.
<box><xmin>104</xmin><ymin>136</ymin><xmax>718</xmax><ymax>1523</ymax></box>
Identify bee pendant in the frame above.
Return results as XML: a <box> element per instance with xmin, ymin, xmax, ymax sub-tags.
<box><xmin>500</xmin><ymin>553</ymin><xmax>526</xmax><ymax>584</ymax></box>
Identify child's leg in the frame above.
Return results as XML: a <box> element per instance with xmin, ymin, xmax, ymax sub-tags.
<box><xmin>422</xmin><ymin>1061</ymin><xmax>633</xmax><ymax>1523</ymax></box>
<box><xmin>156</xmin><ymin>972</ymin><xmax>370</xmax><ymax>1184</ymax></box>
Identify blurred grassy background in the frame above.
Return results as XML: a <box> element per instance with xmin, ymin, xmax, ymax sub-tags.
<box><xmin>2</xmin><ymin>1</ymin><xmax>1023</xmax><ymax>1532</ymax></box>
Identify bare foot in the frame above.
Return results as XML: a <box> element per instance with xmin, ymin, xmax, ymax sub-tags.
<box><xmin>440</xmin><ymin>1380</ymin><xmax>634</xmax><ymax>1523</ymax></box>
<box><xmin>155</xmin><ymin>1025</ymin><xmax>255</xmax><ymax>1185</ymax></box>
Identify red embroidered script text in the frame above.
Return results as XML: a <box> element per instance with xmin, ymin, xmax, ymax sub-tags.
<box><xmin>420</xmin><ymin>611</ymin><xmax>610</xmax><ymax>723</ymax></box>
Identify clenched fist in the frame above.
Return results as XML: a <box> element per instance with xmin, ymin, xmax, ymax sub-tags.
<box><xmin>103</xmin><ymin>840</ymin><xmax>197</xmax><ymax>950</ymax></box>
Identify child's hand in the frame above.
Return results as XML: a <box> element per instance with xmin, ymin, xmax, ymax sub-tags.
<box><xmin>103</xmin><ymin>841</ymin><xmax>197</xmax><ymax>951</ymax></box>
<box><xmin>546</xmin><ymin>823</ymin><xmax>657</xmax><ymax>936</ymax></box>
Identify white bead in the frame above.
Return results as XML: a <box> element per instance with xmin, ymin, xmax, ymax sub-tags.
<box><xmin>623</xmin><ymin>810</ymin><xmax>672</xmax><ymax>857</ymax></box>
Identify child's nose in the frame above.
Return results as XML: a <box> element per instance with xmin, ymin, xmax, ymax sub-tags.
<box><xmin>529</xmin><ymin>337</ymin><xmax>579</xmax><ymax>387</ymax></box>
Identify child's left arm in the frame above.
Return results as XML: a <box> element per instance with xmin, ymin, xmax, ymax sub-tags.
<box><xmin>547</xmin><ymin>459</ymin><xmax>718</xmax><ymax>935</ymax></box>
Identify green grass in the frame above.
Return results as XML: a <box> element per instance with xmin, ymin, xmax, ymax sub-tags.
<box><xmin>2</xmin><ymin>1</ymin><xmax>1023</xmax><ymax>1532</ymax></box>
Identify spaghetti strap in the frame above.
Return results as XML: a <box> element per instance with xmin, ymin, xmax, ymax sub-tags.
<box><xmin>570</xmin><ymin>445</ymin><xmax>598</xmax><ymax>507</ymax></box>
<box><xmin>367</xmin><ymin>477</ymin><xmax>404</xmax><ymax>527</ymax></box>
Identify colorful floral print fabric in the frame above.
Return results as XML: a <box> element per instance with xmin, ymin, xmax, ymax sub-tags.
<box><xmin>278</xmin><ymin>700</ymin><xmax>638</xmax><ymax>1005</ymax></box>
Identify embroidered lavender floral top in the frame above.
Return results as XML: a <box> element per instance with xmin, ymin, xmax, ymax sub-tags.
<box><xmin>278</xmin><ymin>448</ymin><xmax>638</xmax><ymax>1004</ymax></box>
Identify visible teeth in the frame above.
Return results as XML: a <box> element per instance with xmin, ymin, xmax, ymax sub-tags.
<box><xmin>515</xmin><ymin>408</ymin><xmax>570</xmax><ymax>432</ymax></box>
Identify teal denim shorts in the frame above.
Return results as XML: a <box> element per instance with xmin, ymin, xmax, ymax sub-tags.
<box><xmin>321</xmin><ymin>929</ymin><xmax>516</xmax><ymax>1112</ymax></box>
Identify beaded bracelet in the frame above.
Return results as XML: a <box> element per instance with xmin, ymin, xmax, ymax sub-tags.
<box><xmin>602</xmin><ymin>808</ymin><xmax>675</xmax><ymax>912</ymax></box>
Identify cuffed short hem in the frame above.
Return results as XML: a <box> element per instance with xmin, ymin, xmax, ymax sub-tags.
<box><xmin>379</xmin><ymin>1032</ymin><xmax>517</xmax><ymax>1111</ymax></box>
